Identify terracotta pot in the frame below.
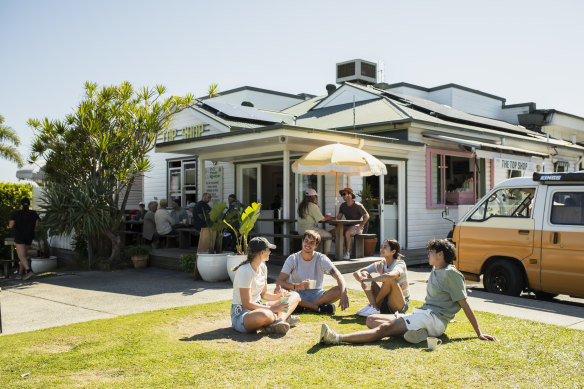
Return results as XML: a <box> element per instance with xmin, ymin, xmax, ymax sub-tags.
<box><xmin>363</xmin><ymin>238</ymin><xmax>378</xmax><ymax>257</ymax></box>
<box><xmin>131</xmin><ymin>254</ymin><xmax>149</xmax><ymax>269</ymax></box>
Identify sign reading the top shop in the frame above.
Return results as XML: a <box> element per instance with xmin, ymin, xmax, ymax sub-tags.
<box><xmin>158</xmin><ymin>124</ymin><xmax>210</xmax><ymax>143</ymax></box>
<box><xmin>494</xmin><ymin>158</ymin><xmax>534</xmax><ymax>171</ymax></box>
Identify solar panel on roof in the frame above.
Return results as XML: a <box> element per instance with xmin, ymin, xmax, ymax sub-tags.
<box><xmin>203</xmin><ymin>100</ymin><xmax>281</xmax><ymax>123</ymax></box>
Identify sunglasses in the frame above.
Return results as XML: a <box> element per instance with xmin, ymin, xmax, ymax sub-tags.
<box><xmin>341</xmin><ymin>192</ymin><xmax>351</xmax><ymax>196</ymax></box>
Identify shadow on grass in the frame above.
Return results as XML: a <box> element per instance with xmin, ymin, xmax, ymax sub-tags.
<box><xmin>179</xmin><ymin>327</ymin><xmax>287</xmax><ymax>343</ymax></box>
<box><xmin>306</xmin><ymin>333</ymin><xmax>474</xmax><ymax>353</ymax></box>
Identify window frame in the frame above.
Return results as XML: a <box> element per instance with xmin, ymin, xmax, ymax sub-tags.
<box><xmin>426</xmin><ymin>148</ymin><xmax>481</xmax><ymax>209</ymax></box>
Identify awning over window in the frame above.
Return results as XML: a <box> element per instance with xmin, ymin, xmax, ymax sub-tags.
<box><xmin>422</xmin><ymin>134</ymin><xmax>549</xmax><ymax>158</ymax></box>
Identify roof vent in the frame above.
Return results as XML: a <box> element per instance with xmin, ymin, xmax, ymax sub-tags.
<box><xmin>336</xmin><ymin>59</ymin><xmax>377</xmax><ymax>85</ymax></box>
<box><xmin>326</xmin><ymin>84</ymin><xmax>337</xmax><ymax>96</ymax></box>
<box><xmin>241</xmin><ymin>101</ymin><xmax>254</xmax><ymax>107</ymax></box>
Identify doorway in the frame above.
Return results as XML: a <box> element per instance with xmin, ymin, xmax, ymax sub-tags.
<box><xmin>364</xmin><ymin>160</ymin><xmax>406</xmax><ymax>247</ymax></box>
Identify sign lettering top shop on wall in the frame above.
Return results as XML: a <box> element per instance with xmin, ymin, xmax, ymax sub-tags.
<box><xmin>159</xmin><ymin>124</ymin><xmax>210</xmax><ymax>143</ymax></box>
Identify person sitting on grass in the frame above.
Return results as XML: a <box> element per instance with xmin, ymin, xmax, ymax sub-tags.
<box><xmin>275</xmin><ymin>229</ymin><xmax>349</xmax><ymax>315</ymax></box>
<box><xmin>353</xmin><ymin>239</ymin><xmax>409</xmax><ymax>317</ymax></box>
<box><xmin>231</xmin><ymin>237</ymin><xmax>301</xmax><ymax>335</ymax></box>
<box><xmin>320</xmin><ymin>238</ymin><xmax>498</xmax><ymax>345</ymax></box>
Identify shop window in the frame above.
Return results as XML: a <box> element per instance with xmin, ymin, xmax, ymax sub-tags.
<box><xmin>554</xmin><ymin>161</ymin><xmax>569</xmax><ymax>172</ymax></box>
<box><xmin>426</xmin><ymin>149</ymin><xmax>486</xmax><ymax>208</ymax></box>
<box><xmin>167</xmin><ymin>159</ymin><xmax>198</xmax><ymax>206</ymax></box>
<box><xmin>551</xmin><ymin>192</ymin><xmax>584</xmax><ymax>225</ymax></box>
<box><xmin>507</xmin><ymin>170</ymin><xmax>523</xmax><ymax>179</ymax></box>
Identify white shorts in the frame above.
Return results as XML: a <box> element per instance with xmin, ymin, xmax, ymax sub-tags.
<box><xmin>400</xmin><ymin>308</ymin><xmax>446</xmax><ymax>337</ymax></box>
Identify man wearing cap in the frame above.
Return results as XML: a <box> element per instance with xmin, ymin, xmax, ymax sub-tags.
<box><xmin>275</xmin><ymin>229</ymin><xmax>349</xmax><ymax>315</ymax></box>
<box><xmin>334</xmin><ymin>187</ymin><xmax>369</xmax><ymax>260</ymax></box>
<box><xmin>297</xmin><ymin>188</ymin><xmax>333</xmax><ymax>256</ymax></box>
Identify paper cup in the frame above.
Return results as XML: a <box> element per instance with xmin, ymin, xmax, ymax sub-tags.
<box><xmin>308</xmin><ymin>279</ymin><xmax>317</xmax><ymax>289</ymax></box>
<box><xmin>362</xmin><ymin>279</ymin><xmax>372</xmax><ymax>290</ymax></box>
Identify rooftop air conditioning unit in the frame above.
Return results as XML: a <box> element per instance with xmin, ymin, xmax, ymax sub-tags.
<box><xmin>336</xmin><ymin>59</ymin><xmax>377</xmax><ymax>85</ymax></box>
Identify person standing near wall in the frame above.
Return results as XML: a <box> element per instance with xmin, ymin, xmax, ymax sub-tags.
<box><xmin>8</xmin><ymin>198</ymin><xmax>40</xmax><ymax>280</ymax></box>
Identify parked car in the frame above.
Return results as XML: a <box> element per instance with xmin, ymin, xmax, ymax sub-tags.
<box><xmin>451</xmin><ymin>171</ymin><xmax>584</xmax><ymax>298</ymax></box>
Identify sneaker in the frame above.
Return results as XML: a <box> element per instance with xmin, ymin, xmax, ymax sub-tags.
<box><xmin>286</xmin><ymin>315</ymin><xmax>301</xmax><ymax>327</ymax></box>
<box><xmin>404</xmin><ymin>328</ymin><xmax>429</xmax><ymax>344</ymax></box>
<box><xmin>264</xmin><ymin>319</ymin><xmax>290</xmax><ymax>335</ymax></box>
<box><xmin>23</xmin><ymin>270</ymin><xmax>35</xmax><ymax>281</ymax></box>
<box><xmin>364</xmin><ymin>305</ymin><xmax>380</xmax><ymax>316</ymax></box>
<box><xmin>357</xmin><ymin>304</ymin><xmax>373</xmax><ymax>316</ymax></box>
<box><xmin>343</xmin><ymin>252</ymin><xmax>350</xmax><ymax>260</ymax></box>
<box><xmin>318</xmin><ymin>303</ymin><xmax>336</xmax><ymax>315</ymax></box>
<box><xmin>320</xmin><ymin>324</ymin><xmax>340</xmax><ymax>344</ymax></box>
<box><xmin>12</xmin><ymin>273</ymin><xmax>22</xmax><ymax>280</ymax></box>
<box><xmin>293</xmin><ymin>305</ymin><xmax>306</xmax><ymax>314</ymax></box>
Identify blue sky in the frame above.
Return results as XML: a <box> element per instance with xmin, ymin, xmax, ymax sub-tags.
<box><xmin>1</xmin><ymin>0</ymin><xmax>583</xmax><ymax>182</ymax></box>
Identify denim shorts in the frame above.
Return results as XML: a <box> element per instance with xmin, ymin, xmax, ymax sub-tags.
<box><xmin>296</xmin><ymin>288</ymin><xmax>326</xmax><ymax>303</ymax></box>
<box><xmin>231</xmin><ymin>302</ymin><xmax>269</xmax><ymax>333</ymax></box>
<box><xmin>380</xmin><ymin>297</ymin><xmax>409</xmax><ymax>314</ymax></box>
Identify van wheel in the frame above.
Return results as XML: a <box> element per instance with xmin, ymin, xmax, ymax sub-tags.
<box><xmin>534</xmin><ymin>291</ymin><xmax>558</xmax><ymax>300</ymax></box>
<box><xmin>483</xmin><ymin>261</ymin><xmax>524</xmax><ymax>296</ymax></box>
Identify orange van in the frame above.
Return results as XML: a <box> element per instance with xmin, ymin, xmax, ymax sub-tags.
<box><xmin>452</xmin><ymin>171</ymin><xmax>584</xmax><ymax>298</ymax></box>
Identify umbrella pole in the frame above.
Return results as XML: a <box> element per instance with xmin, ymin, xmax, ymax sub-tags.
<box><xmin>334</xmin><ymin>173</ymin><xmax>339</xmax><ymax>215</ymax></box>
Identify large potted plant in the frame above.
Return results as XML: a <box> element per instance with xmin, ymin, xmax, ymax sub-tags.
<box><xmin>224</xmin><ymin>202</ymin><xmax>261</xmax><ymax>282</ymax></box>
<box><xmin>197</xmin><ymin>201</ymin><xmax>230</xmax><ymax>282</ymax></box>
<box><xmin>30</xmin><ymin>222</ymin><xmax>58</xmax><ymax>273</ymax></box>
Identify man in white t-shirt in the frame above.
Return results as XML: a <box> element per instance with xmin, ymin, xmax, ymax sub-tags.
<box><xmin>154</xmin><ymin>198</ymin><xmax>176</xmax><ymax>236</ymax></box>
<box><xmin>276</xmin><ymin>230</ymin><xmax>349</xmax><ymax>314</ymax></box>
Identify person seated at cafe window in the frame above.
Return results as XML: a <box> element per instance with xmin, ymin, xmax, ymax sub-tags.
<box><xmin>193</xmin><ymin>193</ymin><xmax>212</xmax><ymax>230</ymax></box>
<box><xmin>136</xmin><ymin>201</ymin><xmax>147</xmax><ymax>221</ymax></box>
<box><xmin>170</xmin><ymin>199</ymin><xmax>189</xmax><ymax>226</ymax></box>
<box><xmin>143</xmin><ymin>201</ymin><xmax>159</xmax><ymax>246</ymax></box>
<box><xmin>155</xmin><ymin>198</ymin><xmax>177</xmax><ymax>236</ymax></box>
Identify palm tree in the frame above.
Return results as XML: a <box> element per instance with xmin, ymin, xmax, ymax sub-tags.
<box><xmin>208</xmin><ymin>83</ymin><xmax>220</xmax><ymax>98</ymax></box>
<box><xmin>0</xmin><ymin>114</ymin><xmax>23</xmax><ymax>166</ymax></box>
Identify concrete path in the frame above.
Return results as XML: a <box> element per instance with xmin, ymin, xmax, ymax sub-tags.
<box><xmin>1</xmin><ymin>265</ymin><xmax>583</xmax><ymax>336</ymax></box>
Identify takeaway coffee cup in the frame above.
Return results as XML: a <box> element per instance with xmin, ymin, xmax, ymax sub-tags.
<box><xmin>362</xmin><ymin>279</ymin><xmax>372</xmax><ymax>290</ymax></box>
<box><xmin>308</xmin><ymin>279</ymin><xmax>317</xmax><ymax>289</ymax></box>
<box><xmin>280</xmin><ymin>296</ymin><xmax>289</xmax><ymax>312</ymax></box>
<box><xmin>427</xmin><ymin>337</ymin><xmax>442</xmax><ymax>351</ymax></box>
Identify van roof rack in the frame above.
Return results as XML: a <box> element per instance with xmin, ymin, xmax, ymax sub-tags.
<box><xmin>533</xmin><ymin>171</ymin><xmax>584</xmax><ymax>183</ymax></box>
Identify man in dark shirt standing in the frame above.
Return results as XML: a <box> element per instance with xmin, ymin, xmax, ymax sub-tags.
<box><xmin>9</xmin><ymin>198</ymin><xmax>40</xmax><ymax>280</ymax></box>
<box><xmin>192</xmin><ymin>192</ymin><xmax>212</xmax><ymax>230</ymax></box>
<box><xmin>334</xmin><ymin>187</ymin><xmax>369</xmax><ymax>260</ymax></box>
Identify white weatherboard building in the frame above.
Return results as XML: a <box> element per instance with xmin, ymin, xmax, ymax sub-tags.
<box><xmin>142</xmin><ymin>62</ymin><xmax>584</xmax><ymax>256</ymax></box>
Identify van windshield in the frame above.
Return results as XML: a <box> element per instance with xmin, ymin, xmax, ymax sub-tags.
<box><xmin>468</xmin><ymin>187</ymin><xmax>535</xmax><ymax>221</ymax></box>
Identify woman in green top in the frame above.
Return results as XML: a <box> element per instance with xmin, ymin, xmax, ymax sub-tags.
<box><xmin>297</xmin><ymin>189</ymin><xmax>333</xmax><ymax>256</ymax></box>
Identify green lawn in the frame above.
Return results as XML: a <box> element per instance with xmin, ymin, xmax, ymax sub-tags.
<box><xmin>1</xmin><ymin>290</ymin><xmax>582</xmax><ymax>388</ymax></box>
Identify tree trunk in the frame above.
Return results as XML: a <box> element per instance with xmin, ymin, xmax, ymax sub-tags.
<box><xmin>105</xmin><ymin>229</ymin><xmax>122</xmax><ymax>265</ymax></box>
<box><xmin>87</xmin><ymin>239</ymin><xmax>94</xmax><ymax>270</ymax></box>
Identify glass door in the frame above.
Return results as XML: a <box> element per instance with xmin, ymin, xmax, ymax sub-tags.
<box><xmin>378</xmin><ymin>160</ymin><xmax>406</xmax><ymax>246</ymax></box>
<box><xmin>237</xmin><ymin>163</ymin><xmax>262</xmax><ymax>206</ymax></box>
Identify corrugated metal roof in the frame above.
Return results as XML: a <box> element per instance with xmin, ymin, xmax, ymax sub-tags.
<box><xmin>281</xmin><ymin>95</ymin><xmax>325</xmax><ymax>116</ymax></box>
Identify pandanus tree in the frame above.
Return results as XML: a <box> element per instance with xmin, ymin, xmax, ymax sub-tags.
<box><xmin>29</xmin><ymin>81</ymin><xmax>194</xmax><ymax>265</ymax></box>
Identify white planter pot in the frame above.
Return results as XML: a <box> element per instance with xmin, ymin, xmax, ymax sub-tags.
<box><xmin>226</xmin><ymin>254</ymin><xmax>247</xmax><ymax>283</ymax></box>
<box><xmin>31</xmin><ymin>256</ymin><xmax>58</xmax><ymax>273</ymax></box>
<box><xmin>197</xmin><ymin>252</ymin><xmax>230</xmax><ymax>282</ymax></box>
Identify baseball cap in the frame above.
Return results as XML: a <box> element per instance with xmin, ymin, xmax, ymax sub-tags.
<box><xmin>187</xmin><ymin>202</ymin><xmax>197</xmax><ymax>208</ymax></box>
<box><xmin>20</xmin><ymin>198</ymin><xmax>31</xmax><ymax>206</ymax></box>
<box><xmin>305</xmin><ymin>188</ymin><xmax>318</xmax><ymax>196</ymax></box>
<box><xmin>138</xmin><ymin>201</ymin><xmax>145</xmax><ymax>206</ymax></box>
<box><xmin>247</xmin><ymin>237</ymin><xmax>276</xmax><ymax>255</ymax></box>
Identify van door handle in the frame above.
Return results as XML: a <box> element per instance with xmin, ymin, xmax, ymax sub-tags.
<box><xmin>518</xmin><ymin>230</ymin><xmax>530</xmax><ymax>235</ymax></box>
<box><xmin>553</xmin><ymin>232</ymin><xmax>558</xmax><ymax>244</ymax></box>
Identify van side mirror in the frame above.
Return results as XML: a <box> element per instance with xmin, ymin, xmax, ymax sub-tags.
<box><xmin>442</xmin><ymin>207</ymin><xmax>449</xmax><ymax>218</ymax></box>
